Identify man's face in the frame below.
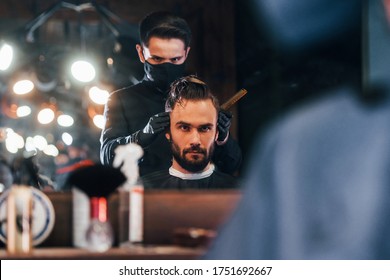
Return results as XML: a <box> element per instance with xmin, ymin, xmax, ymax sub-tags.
<box><xmin>167</xmin><ymin>99</ymin><xmax>218</xmax><ymax>173</ymax></box>
<box><xmin>136</xmin><ymin>37</ymin><xmax>190</xmax><ymax>65</ymax></box>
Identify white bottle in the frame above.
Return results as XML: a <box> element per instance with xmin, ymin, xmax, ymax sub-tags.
<box><xmin>7</xmin><ymin>185</ymin><xmax>33</xmax><ymax>255</ymax></box>
<box><xmin>72</xmin><ymin>187</ymin><xmax>90</xmax><ymax>248</ymax></box>
<box><xmin>114</xmin><ymin>143</ymin><xmax>144</xmax><ymax>247</ymax></box>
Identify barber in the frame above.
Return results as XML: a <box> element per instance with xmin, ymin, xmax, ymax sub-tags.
<box><xmin>100</xmin><ymin>11</ymin><xmax>241</xmax><ymax>175</ymax></box>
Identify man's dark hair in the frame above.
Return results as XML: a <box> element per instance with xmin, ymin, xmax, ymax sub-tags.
<box><xmin>165</xmin><ymin>75</ymin><xmax>220</xmax><ymax>112</ymax></box>
<box><xmin>139</xmin><ymin>11</ymin><xmax>192</xmax><ymax>48</ymax></box>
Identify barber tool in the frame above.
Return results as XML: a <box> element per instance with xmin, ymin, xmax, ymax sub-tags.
<box><xmin>68</xmin><ymin>164</ymin><xmax>126</xmax><ymax>251</ymax></box>
<box><xmin>221</xmin><ymin>88</ymin><xmax>248</xmax><ymax>110</ymax></box>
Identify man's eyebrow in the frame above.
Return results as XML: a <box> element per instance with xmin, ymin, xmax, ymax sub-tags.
<box><xmin>175</xmin><ymin>121</ymin><xmax>191</xmax><ymax>126</ymax></box>
<box><xmin>170</xmin><ymin>55</ymin><xmax>184</xmax><ymax>59</ymax></box>
<box><xmin>199</xmin><ymin>123</ymin><xmax>215</xmax><ymax>128</ymax></box>
<box><xmin>150</xmin><ymin>55</ymin><xmax>183</xmax><ymax>60</ymax></box>
<box><xmin>175</xmin><ymin>121</ymin><xmax>215</xmax><ymax>127</ymax></box>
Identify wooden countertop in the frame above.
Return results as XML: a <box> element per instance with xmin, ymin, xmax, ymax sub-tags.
<box><xmin>0</xmin><ymin>245</ymin><xmax>206</xmax><ymax>260</ymax></box>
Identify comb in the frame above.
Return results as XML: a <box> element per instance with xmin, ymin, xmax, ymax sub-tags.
<box><xmin>221</xmin><ymin>88</ymin><xmax>248</xmax><ymax>110</ymax></box>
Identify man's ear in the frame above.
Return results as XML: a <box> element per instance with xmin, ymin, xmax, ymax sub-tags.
<box><xmin>136</xmin><ymin>44</ymin><xmax>145</xmax><ymax>63</ymax></box>
<box><xmin>165</xmin><ymin>132</ymin><xmax>171</xmax><ymax>142</ymax></box>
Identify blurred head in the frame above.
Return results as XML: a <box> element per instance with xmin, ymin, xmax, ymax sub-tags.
<box><xmin>165</xmin><ymin>75</ymin><xmax>220</xmax><ymax>173</ymax></box>
<box><xmin>249</xmin><ymin>0</ymin><xmax>361</xmax><ymax>54</ymax></box>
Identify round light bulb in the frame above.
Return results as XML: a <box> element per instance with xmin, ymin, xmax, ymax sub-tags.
<box><xmin>71</xmin><ymin>60</ymin><xmax>96</xmax><ymax>82</ymax></box>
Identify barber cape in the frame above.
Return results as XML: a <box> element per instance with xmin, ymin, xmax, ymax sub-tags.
<box><xmin>141</xmin><ymin>164</ymin><xmax>239</xmax><ymax>190</ymax></box>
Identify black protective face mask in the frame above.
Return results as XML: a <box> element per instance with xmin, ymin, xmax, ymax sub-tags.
<box><xmin>144</xmin><ymin>61</ymin><xmax>186</xmax><ymax>90</ymax></box>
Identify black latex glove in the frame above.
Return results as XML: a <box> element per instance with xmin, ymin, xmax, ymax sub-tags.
<box><xmin>217</xmin><ymin>110</ymin><xmax>232</xmax><ymax>143</ymax></box>
<box><xmin>136</xmin><ymin>112</ymin><xmax>170</xmax><ymax>147</ymax></box>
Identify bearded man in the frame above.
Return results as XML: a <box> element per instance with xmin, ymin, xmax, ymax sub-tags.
<box><xmin>142</xmin><ymin>75</ymin><xmax>239</xmax><ymax>189</ymax></box>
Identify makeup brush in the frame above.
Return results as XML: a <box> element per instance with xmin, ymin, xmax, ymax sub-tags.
<box><xmin>66</xmin><ymin>164</ymin><xmax>126</xmax><ymax>197</ymax></box>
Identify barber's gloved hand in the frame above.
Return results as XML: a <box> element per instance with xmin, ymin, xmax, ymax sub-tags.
<box><xmin>136</xmin><ymin>112</ymin><xmax>170</xmax><ymax>147</ymax></box>
<box><xmin>217</xmin><ymin>110</ymin><xmax>232</xmax><ymax>144</ymax></box>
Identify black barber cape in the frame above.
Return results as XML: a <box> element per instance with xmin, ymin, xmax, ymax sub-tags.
<box><xmin>142</xmin><ymin>164</ymin><xmax>239</xmax><ymax>189</ymax></box>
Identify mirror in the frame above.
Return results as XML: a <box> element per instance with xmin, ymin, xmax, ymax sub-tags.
<box><xmin>0</xmin><ymin>0</ymin><xmax>362</xmax><ymax>191</ymax></box>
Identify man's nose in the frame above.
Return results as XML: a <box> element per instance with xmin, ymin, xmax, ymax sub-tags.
<box><xmin>189</xmin><ymin>130</ymin><xmax>201</xmax><ymax>144</ymax></box>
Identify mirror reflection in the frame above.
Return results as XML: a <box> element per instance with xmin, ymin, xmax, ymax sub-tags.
<box><xmin>0</xmin><ymin>0</ymin><xmax>360</xmax><ymax>192</ymax></box>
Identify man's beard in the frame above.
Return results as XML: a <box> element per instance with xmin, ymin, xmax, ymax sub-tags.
<box><xmin>171</xmin><ymin>142</ymin><xmax>214</xmax><ymax>173</ymax></box>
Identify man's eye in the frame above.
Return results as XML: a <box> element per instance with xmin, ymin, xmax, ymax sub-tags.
<box><xmin>199</xmin><ymin>126</ymin><xmax>211</xmax><ymax>132</ymax></box>
<box><xmin>171</xmin><ymin>57</ymin><xmax>181</xmax><ymax>63</ymax></box>
<box><xmin>151</xmin><ymin>57</ymin><xmax>162</xmax><ymax>62</ymax></box>
<box><xmin>179</xmin><ymin>125</ymin><xmax>190</xmax><ymax>131</ymax></box>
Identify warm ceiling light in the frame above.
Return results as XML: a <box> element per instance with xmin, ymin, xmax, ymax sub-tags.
<box><xmin>57</xmin><ymin>114</ymin><xmax>74</xmax><ymax>127</ymax></box>
<box><xmin>13</xmin><ymin>79</ymin><xmax>34</xmax><ymax>95</ymax></box>
<box><xmin>33</xmin><ymin>135</ymin><xmax>48</xmax><ymax>151</ymax></box>
<box><xmin>5</xmin><ymin>140</ymin><xmax>18</xmax><ymax>154</ymax></box>
<box><xmin>89</xmin><ymin>86</ymin><xmax>109</xmax><ymax>105</ymax></box>
<box><xmin>43</xmin><ymin>144</ymin><xmax>59</xmax><ymax>157</ymax></box>
<box><xmin>93</xmin><ymin>114</ymin><xmax>105</xmax><ymax>129</ymax></box>
<box><xmin>0</xmin><ymin>43</ymin><xmax>13</xmax><ymax>71</ymax></box>
<box><xmin>16</xmin><ymin>105</ymin><xmax>32</xmax><ymax>117</ymax></box>
<box><xmin>71</xmin><ymin>60</ymin><xmax>96</xmax><ymax>82</ymax></box>
<box><xmin>5</xmin><ymin>130</ymin><xmax>24</xmax><ymax>153</ymax></box>
<box><xmin>25</xmin><ymin>137</ymin><xmax>37</xmax><ymax>153</ymax></box>
<box><xmin>62</xmin><ymin>132</ymin><xmax>73</xmax><ymax>145</ymax></box>
<box><xmin>37</xmin><ymin>108</ymin><xmax>55</xmax><ymax>124</ymax></box>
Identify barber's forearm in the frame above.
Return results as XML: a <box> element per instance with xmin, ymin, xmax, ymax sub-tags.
<box><xmin>100</xmin><ymin>134</ymin><xmax>133</xmax><ymax>166</ymax></box>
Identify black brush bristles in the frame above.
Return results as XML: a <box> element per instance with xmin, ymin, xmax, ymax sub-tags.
<box><xmin>66</xmin><ymin>164</ymin><xmax>126</xmax><ymax>197</ymax></box>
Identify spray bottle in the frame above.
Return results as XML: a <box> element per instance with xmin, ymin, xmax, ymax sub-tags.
<box><xmin>113</xmin><ymin>143</ymin><xmax>144</xmax><ymax>247</ymax></box>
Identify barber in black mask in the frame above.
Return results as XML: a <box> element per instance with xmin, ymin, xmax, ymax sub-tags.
<box><xmin>143</xmin><ymin>61</ymin><xmax>186</xmax><ymax>91</ymax></box>
<box><xmin>100</xmin><ymin>11</ymin><xmax>242</xmax><ymax>176</ymax></box>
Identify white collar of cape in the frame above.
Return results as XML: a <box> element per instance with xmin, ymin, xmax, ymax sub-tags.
<box><xmin>169</xmin><ymin>164</ymin><xmax>215</xmax><ymax>180</ymax></box>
